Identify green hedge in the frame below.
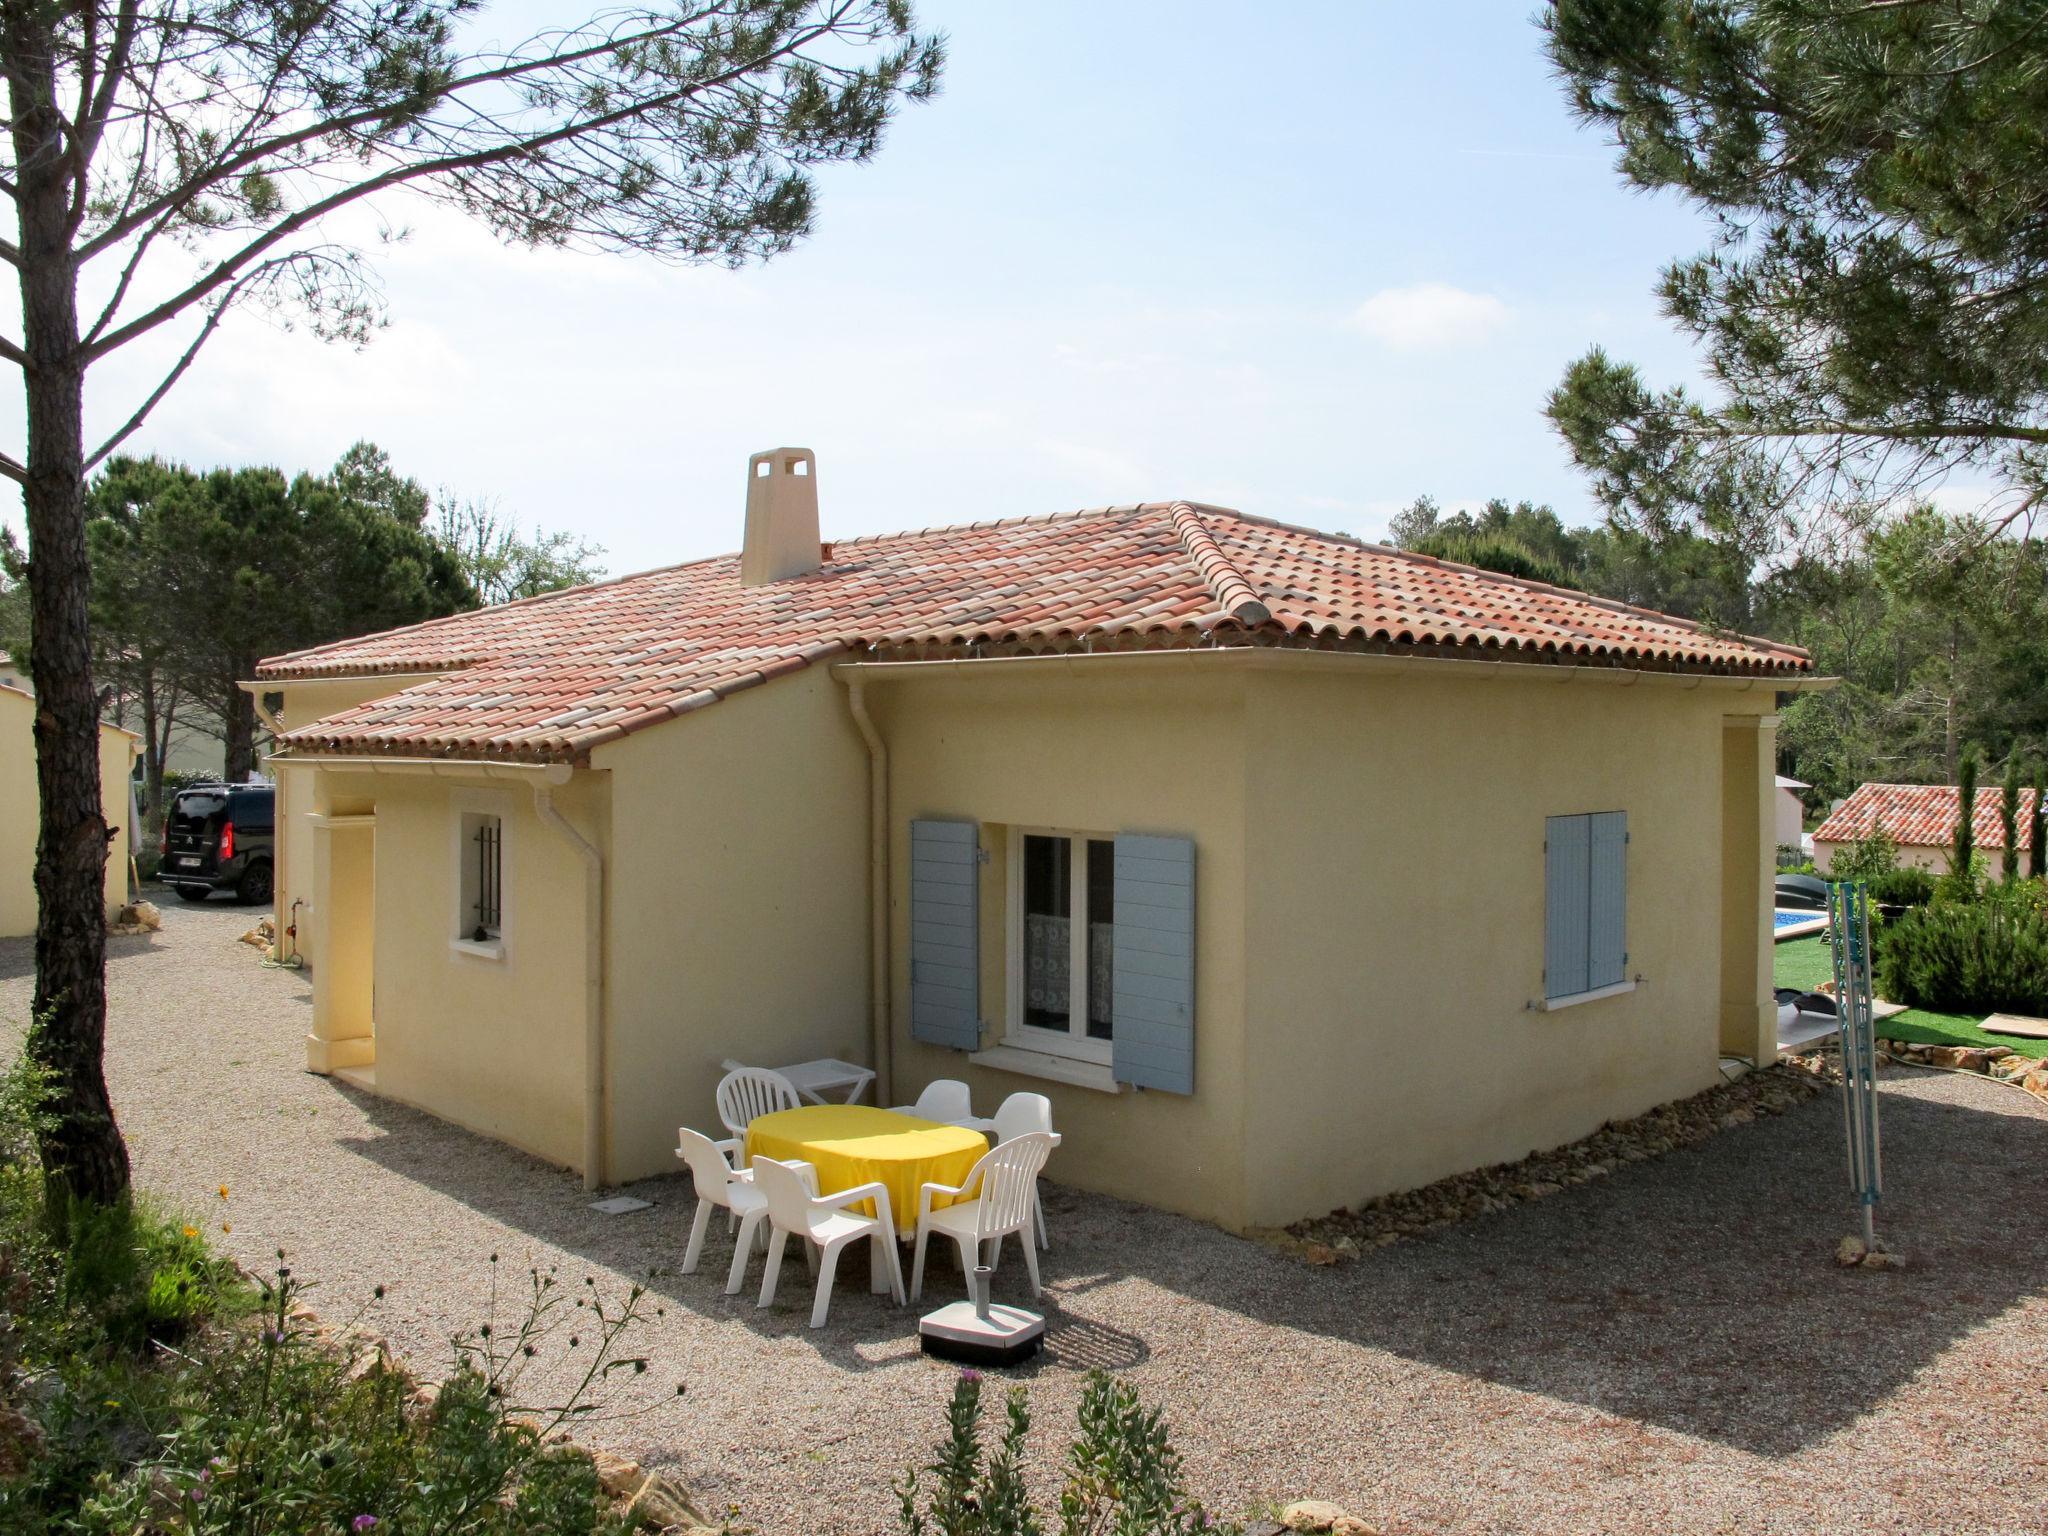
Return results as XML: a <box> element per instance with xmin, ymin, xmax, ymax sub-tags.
<box><xmin>1877</xmin><ymin>887</ymin><xmax>2048</xmax><ymax>1015</ymax></box>
<box><xmin>1865</xmin><ymin>866</ymin><xmax>1937</xmax><ymax>908</ymax></box>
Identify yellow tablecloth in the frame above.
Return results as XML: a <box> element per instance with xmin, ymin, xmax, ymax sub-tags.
<box><xmin>744</xmin><ymin>1105</ymin><xmax>987</xmax><ymax>1237</ymax></box>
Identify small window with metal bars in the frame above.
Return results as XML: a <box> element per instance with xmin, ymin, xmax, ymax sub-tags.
<box><xmin>460</xmin><ymin>811</ymin><xmax>503</xmax><ymax>943</ymax></box>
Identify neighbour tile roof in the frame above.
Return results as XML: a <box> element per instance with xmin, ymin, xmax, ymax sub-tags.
<box><xmin>259</xmin><ymin>501</ymin><xmax>1813</xmax><ymax>764</ymax></box>
<box><xmin>1812</xmin><ymin>782</ymin><xmax>2040</xmax><ymax>852</ymax></box>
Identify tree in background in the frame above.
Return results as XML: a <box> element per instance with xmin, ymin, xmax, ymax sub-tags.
<box><xmin>2033</xmin><ymin>766</ymin><xmax>2046</xmax><ymax>881</ymax></box>
<box><xmin>1955</xmin><ymin>749</ymin><xmax>1981</xmax><ymax>883</ymax></box>
<box><xmin>1</xmin><ymin>0</ymin><xmax>943</xmax><ymax>1213</ymax></box>
<box><xmin>81</xmin><ymin>459</ymin><xmax>203</xmax><ymax>825</ymax></box>
<box><xmin>1545</xmin><ymin>1</ymin><xmax>2048</xmax><ymax>556</ymax></box>
<box><xmin>148</xmin><ymin>460</ymin><xmax>476</xmax><ymax>779</ymax></box>
<box><xmin>434</xmin><ymin>496</ymin><xmax>607</xmax><ymax>605</ymax></box>
<box><xmin>2001</xmin><ymin>757</ymin><xmax>2024</xmax><ymax>884</ymax></box>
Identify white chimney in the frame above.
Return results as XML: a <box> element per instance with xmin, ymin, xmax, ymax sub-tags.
<box><xmin>740</xmin><ymin>446</ymin><xmax>821</xmax><ymax>585</ymax></box>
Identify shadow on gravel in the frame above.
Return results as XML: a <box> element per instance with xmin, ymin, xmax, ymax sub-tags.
<box><xmin>329</xmin><ymin>1069</ymin><xmax>2044</xmax><ymax>1456</ymax></box>
<box><xmin>0</xmin><ymin>937</ymin><xmax>30</xmax><ymax>985</ymax></box>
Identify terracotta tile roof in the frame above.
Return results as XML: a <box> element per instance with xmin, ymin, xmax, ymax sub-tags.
<box><xmin>259</xmin><ymin>501</ymin><xmax>1813</xmax><ymax>764</ymax></box>
<box><xmin>1813</xmin><ymin>782</ymin><xmax>2040</xmax><ymax>853</ymax></box>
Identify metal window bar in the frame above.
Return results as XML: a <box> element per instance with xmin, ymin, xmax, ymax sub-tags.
<box><xmin>1827</xmin><ymin>879</ymin><xmax>1882</xmax><ymax>1247</ymax></box>
<box><xmin>474</xmin><ymin>819</ymin><xmax>502</xmax><ymax>936</ymax></box>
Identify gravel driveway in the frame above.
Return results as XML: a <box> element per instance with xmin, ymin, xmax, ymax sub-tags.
<box><xmin>6</xmin><ymin>899</ymin><xmax>2048</xmax><ymax>1534</ymax></box>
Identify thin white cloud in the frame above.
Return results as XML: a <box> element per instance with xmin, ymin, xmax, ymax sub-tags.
<box><xmin>1345</xmin><ymin>282</ymin><xmax>1510</xmax><ymax>351</ymax></box>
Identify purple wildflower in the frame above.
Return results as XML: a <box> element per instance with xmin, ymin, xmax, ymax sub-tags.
<box><xmin>352</xmin><ymin>1518</ymin><xmax>380</xmax><ymax>1532</ymax></box>
<box><xmin>959</xmin><ymin>1368</ymin><xmax>982</xmax><ymax>1384</ymax></box>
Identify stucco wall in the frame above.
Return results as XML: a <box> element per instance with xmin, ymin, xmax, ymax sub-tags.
<box><xmin>2</xmin><ymin>687</ymin><xmax>138</xmax><ymax>938</ymax></box>
<box><xmin>592</xmin><ymin>667</ymin><xmax>871</xmax><ymax>1183</ymax></box>
<box><xmin>1239</xmin><ymin>664</ymin><xmax>1775</xmax><ymax>1229</ymax></box>
<box><xmin>1813</xmin><ymin>839</ymin><xmax>2010</xmax><ymax>880</ymax></box>
<box><xmin>308</xmin><ymin>766</ymin><xmax>603</xmax><ymax>1172</ymax></box>
<box><xmin>270</xmin><ymin>674</ymin><xmax>448</xmax><ymax>969</ymax></box>
<box><xmin>874</xmin><ymin>664</ymin><xmax>1253</xmax><ymax>1230</ymax></box>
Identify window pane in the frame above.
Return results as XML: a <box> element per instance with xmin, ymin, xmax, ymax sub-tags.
<box><xmin>1022</xmin><ymin>834</ymin><xmax>1070</xmax><ymax>1031</ymax></box>
<box><xmin>1086</xmin><ymin>838</ymin><xmax>1115</xmax><ymax>1040</ymax></box>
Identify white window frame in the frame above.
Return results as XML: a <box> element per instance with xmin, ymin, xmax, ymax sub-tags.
<box><xmin>1003</xmin><ymin>824</ymin><xmax>1115</xmax><ymax>1066</ymax></box>
<box><xmin>450</xmin><ymin>788</ymin><xmax>512</xmax><ymax>961</ymax></box>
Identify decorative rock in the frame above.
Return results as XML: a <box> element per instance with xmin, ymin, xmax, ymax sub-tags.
<box><xmin>1280</xmin><ymin>1500</ymin><xmax>1352</xmax><ymax>1532</ymax></box>
<box><xmin>1300</xmin><ymin>1243</ymin><xmax>1339</xmax><ymax>1266</ymax></box>
<box><xmin>1835</xmin><ymin>1236</ymin><xmax>1868</xmax><ymax>1268</ymax></box>
<box><xmin>1861</xmin><ymin>1247</ymin><xmax>1906</xmax><ymax>1271</ymax></box>
<box><xmin>624</xmin><ymin>1472</ymin><xmax>712</xmax><ymax>1532</ymax></box>
<box><xmin>591</xmin><ymin>1450</ymin><xmax>649</xmax><ymax>1500</ymax></box>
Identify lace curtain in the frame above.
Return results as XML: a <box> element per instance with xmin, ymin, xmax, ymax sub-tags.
<box><xmin>1025</xmin><ymin>914</ymin><xmax>1114</xmax><ymax>1025</ymax></box>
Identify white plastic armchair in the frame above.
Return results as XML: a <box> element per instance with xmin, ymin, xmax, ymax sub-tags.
<box><xmin>715</xmin><ymin>1067</ymin><xmax>801</xmax><ymax>1152</ymax></box>
<box><xmin>888</xmin><ymin>1078</ymin><xmax>975</xmax><ymax>1125</ymax></box>
<box><xmin>910</xmin><ymin>1131</ymin><xmax>1057</xmax><ymax>1303</ymax></box>
<box><xmin>985</xmin><ymin>1092</ymin><xmax>1057</xmax><ymax>1250</ymax></box>
<box><xmin>674</xmin><ymin>1127</ymin><xmax>768</xmax><ymax>1295</ymax></box>
<box><xmin>751</xmin><ymin>1157</ymin><xmax>907</xmax><ymax>1328</ymax></box>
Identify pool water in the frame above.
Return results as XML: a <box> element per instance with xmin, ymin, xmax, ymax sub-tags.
<box><xmin>1774</xmin><ymin>909</ymin><xmax>1824</xmax><ymax>930</ymax></box>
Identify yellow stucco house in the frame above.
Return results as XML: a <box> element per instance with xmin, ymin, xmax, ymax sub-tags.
<box><xmin>2</xmin><ymin>681</ymin><xmax>140</xmax><ymax>938</ymax></box>
<box><xmin>252</xmin><ymin>450</ymin><xmax>1820</xmax><ymax>1233</ymax></box>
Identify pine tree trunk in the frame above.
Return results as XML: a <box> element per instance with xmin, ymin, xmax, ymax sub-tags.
<box><xmin>9</xmin><ymin>21</ymin><xmax>130</xmax><ymax>1214</ymax></box>
<box><xmin>223</xmin><ymin>681</ymin><xmax>255</xmax><ymax>780</ymax></box>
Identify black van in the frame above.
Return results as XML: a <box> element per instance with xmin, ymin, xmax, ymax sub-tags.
<box><xmin>161</xmin><ymin>782</ymin><xmax>275</xmax><ymax>904</ymax></box>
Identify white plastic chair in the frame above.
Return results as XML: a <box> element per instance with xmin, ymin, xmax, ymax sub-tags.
<box><xmin>888</xmin><ymin>1078</ymin><xmax>975</xmax><ymax>1125</ymax></box>
<box><xmin>751</xmin><ymin>1157</ymin><xmax>906</xmax><ymax>1329</ymax></box>
<box><xmin>910</xmin><ymin>1131</ymin><xmax>1058</xmax><ymax>1303</ymax></box>
<box><xmin>674</xmin><ymin>1127</ymin><xmax>769</xmax><ymax>1295</ymax></box>
<box><xmin>986</xmin><ymin>1092</ymin><xmax>1057</xmax><ymax>1250</ymax></box>
<box><xmin>716</xmin><ymin>1067</ymin><xmax>801</xmax><ymax>1153</ymax></box>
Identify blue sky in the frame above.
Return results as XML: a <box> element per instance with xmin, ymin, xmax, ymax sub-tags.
<box><xmin>7</xmin><ymin>1</ymin><xmax>1720</xmax><ymax>577</ymax></box>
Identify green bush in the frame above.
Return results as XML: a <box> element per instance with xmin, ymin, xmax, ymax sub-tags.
<box><xmin>0</xmin><ymin>1045</ymin><xmax>664</xmax><ymax>1535</ymax></box>
<box><xmin>898</xmin><ymin>1368</ymin><xmax>1238</xmax><ymax>1536</ymax></box>
<box><xmin>1877</xmin><ymin>881</ymin><xmax>2048</xmax><ymax>1014</ymax></box>
<box><xmin>1864</xmin><ymin>866</ymin><xmax>1937</xmax><ymax>908</ymax></box>
<box><xmin>1830</xmin><ymin>829</ymin><xmax>1899</xmax><ymax>882</ymax></box>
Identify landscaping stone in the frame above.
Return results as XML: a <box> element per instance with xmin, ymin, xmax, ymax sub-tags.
<box><xmin>1284</xmin><ymin>1060</ymin><xmax>1832</xmax><ymax>1259</ymax></box>
<box><xmin>1281</xmin><ymin>1498</ymin><xmax>1375</xmax><ymax>1533</ymax></box>
<box><xmin>1835</xmin><ymin>1236</ymin><xmax>1867</xmax><ymax>1267</ymax></box>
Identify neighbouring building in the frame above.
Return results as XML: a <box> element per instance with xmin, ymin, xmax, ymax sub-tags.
<box><xmin>1775</xmin><ymin>775</ymin><xmax>1809</xmax><ymax>852</ymax></box>
<box><xmin>1813</xmin><ymin>781</ymin><xmax>2039</xmax><ymax>880</ymax></box>
<box><xmin>1</xmin><ymin>682</ymin><xmax>140</xmax><ymax>938</ymax></box>
<box><xmin>248</xmin><ymin>449</ymin><xmax>1822</xmax><ymax>1232</ymax></box>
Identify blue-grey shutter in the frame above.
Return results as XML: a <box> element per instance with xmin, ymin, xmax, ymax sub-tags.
<box><xmin>1111</xmin><ymin>834</ymin><xmax>1195</xmax><ymax>1094</ymax></box>
<box><xmin>1588</xmin><ymin>811</ymin><xmax>1628</xmax><ymax>990</ymax></box>
<box><xmin>1544</xmin><ymin>814</ymin><xmax>1591</xmax><ymax>999</ymax></box>
<box><xmin>909</xmin><ymin>819</ymin><xmax>981</xmax><ymax>1049</ymax></box>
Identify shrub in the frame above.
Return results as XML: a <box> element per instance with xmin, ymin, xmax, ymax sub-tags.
<box><xmin>1830</xmin><ymin>828</ymin><xmax>1899</xmax><ymax>883</ymax></box>
<box><xmin>1864</xmin><ymin>866</ymin><xmax>1937</xmax><ymax>908</ymax></box>
<box><xmin>898</xmin><ymin>1369</ymin><xmax>1237</xmax><ymax>1536</ymax></box>
<box><xmin>1877</xmin><ymin>882</ymin><xmax>2048</xmax><ymax>1015</ymax></box>
<box><xmin>0</xmin><ymin>1045</ymin><xmax>665</xmax><ymax>1536</ymax></box>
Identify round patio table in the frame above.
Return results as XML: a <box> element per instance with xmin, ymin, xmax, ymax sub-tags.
<box><xmin>744</xmin><ymin>1104</ymin><xmax>986</xmax><ymax>1238</ymax></box>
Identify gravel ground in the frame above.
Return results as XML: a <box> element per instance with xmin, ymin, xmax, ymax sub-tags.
<box><xmin>7</xmin><ymin>899</ymin><xmax>2048</xmax><ymax>1535</ymax></box>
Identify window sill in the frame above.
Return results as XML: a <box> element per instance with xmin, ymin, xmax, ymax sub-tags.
<box><xmin>1540</xmin><ymin>979</ymin><xmax>1637</xmax><ymax>1012</ymax></box>
<box><xmin>969</xmin><ymin>1044</ymin><xmax>1125</xmax><ymax>1094</ymax></box>
<box><xmin>450</xmin><ymin>937</ymin><xmax>505</xmax><ymax>962</ymax></box>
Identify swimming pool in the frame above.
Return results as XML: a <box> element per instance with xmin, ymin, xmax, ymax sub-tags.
<box><xmin>1774</xmin><ymin>908</ymin><xmax>1829</xmax><ymax>940</ymax></box>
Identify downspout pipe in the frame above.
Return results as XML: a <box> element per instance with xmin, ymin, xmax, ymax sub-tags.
<box><xmin>844</xmin><ymin>675</ymin><xmax>894</xmax><ymax>1106</ymax></box>
<box><xmin>533</xmin><ymin>767</ymin><xmax>607</xmax><ymax>1191</ymax></box>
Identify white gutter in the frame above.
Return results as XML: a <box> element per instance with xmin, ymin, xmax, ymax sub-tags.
<box><xmin>842</xmin><ymin>675</ymin><xmax>894</xmax><ymax>1106</ymax></box>
<box><xmin>832</xmin><ymin>646</ymin><xmax>1837</xmax><ymax>692</ymax></box>
<box><xmin>531</xmin><ymin>765</ymin><xmax>608</xmax><ymax>1193</ymax></box>
<box><xmin>237</xmin><ymin>682</ymin><xmax>286</xmax><ymax>736</ymax></box>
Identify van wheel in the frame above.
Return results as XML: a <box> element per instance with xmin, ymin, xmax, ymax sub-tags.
<box><xmin>174</xmin><ymin>886</ymin><xmax>211</xmax><ymax>903</ymax></box>
<box><xmin>236</xmin><ymin>862</ymin><xmax>274</xmax><ymax>905</ymax></box>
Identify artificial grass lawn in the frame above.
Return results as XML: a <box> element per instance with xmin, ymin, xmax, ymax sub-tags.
<box><xmin>1774</xmin><ymin>934</ymin><xmax>2048</xmax><ymax>1060</ymax></box>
